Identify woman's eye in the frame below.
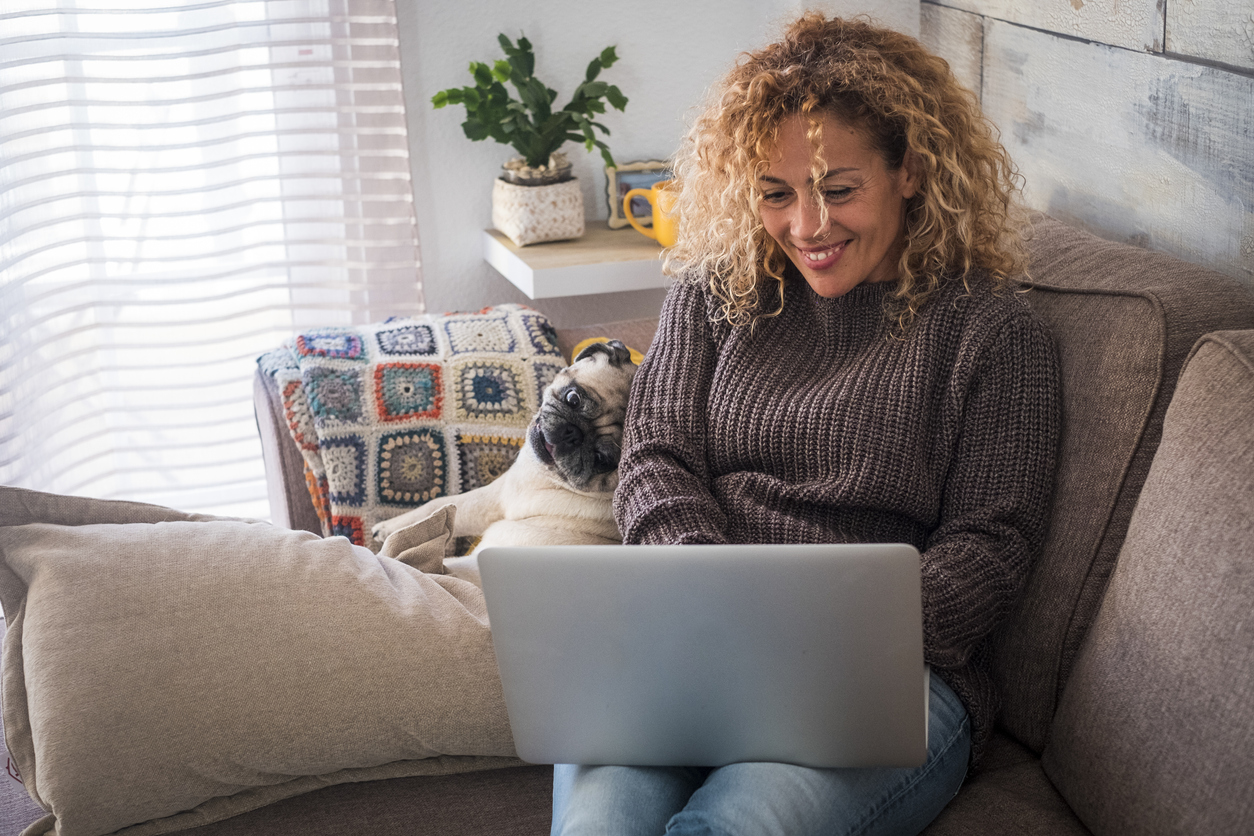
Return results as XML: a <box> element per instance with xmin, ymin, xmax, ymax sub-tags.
<box><xmin>564</xmin><ymin>389</ymin><xmax>581</xmax><ymax>408</ymax></box>
<box><xmin>760</xmin><ymin>190</ymin><xmax>790</xmax><ymax>204</ymax></box>
<box><xmin>824</xmin><ymin>187</ymin><xmax>853</xmax><ymax>201</ymax></box>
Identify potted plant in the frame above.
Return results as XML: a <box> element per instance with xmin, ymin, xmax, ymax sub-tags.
<box><xmin>433</xmin><ymin>33</ymin><xmax>628</xmax><ymax>246</ymax></box>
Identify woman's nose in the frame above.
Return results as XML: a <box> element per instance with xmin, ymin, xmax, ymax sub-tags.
<box><xmin>791</xmin><ymin>194</ymin><xmax>829</xmax><ymax>242</ymax></box>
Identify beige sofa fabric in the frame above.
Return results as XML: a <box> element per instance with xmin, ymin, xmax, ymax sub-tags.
<box><xmin>993</xmin><ymin>216</ymin><xmax>1254</xmax><ymax>752</ymax></box>
<box><xmin>0</xmin><ymin>488</ymin><xmax>519</xmax><ymax>836</ymax></box>
<box><xmin>1042</xmin><ymin>331</ymin><xmax>1254</xmax><ymax>835</ymax></box>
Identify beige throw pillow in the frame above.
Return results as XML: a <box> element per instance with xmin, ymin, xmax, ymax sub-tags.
<box><xmin>0</xmin><ymin>487</ymin><xmax>518</xmax><ymax>836</ymax></box>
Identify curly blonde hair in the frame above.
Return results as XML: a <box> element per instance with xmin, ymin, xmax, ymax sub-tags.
<box><xmin>665</xmin><ymin>13</ymin><xmax>1028</xmax><ymax>330</ymax></box>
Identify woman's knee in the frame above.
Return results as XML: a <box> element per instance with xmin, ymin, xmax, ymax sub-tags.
<box><xmin>551</xmin><ymin>764</ymin><xmax>708</xmax><ymax>836</ymax></box>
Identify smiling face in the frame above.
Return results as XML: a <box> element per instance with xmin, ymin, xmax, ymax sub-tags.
<box><xmin>757</xmin><ymin>113</ymin><xmax>918</xmax><ymax>298</ymax></box>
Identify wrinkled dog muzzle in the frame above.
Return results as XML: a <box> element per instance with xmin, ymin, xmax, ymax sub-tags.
<box><xmin>531</xmin><ymin>340</ymin><xmax>637</xmax><ymax>493</ymax></box>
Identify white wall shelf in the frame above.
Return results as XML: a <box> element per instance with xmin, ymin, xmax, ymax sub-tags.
<box><xmin>482</xmin><ymin>227</ymin><xmax>671</xmax><ymax>299</ymax></box>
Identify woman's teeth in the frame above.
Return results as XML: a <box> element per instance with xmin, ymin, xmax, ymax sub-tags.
<box><xmin>800</xmin><ymin>241</ymin><xmax>845</xmax><ymax>263</ymax></box>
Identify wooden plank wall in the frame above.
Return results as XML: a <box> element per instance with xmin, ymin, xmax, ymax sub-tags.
<box><xmin>937</xmin><ymin>0</ymin><xmax>1164</xmax><ymax>51</ymax></box>
<box><xmin>920</xmin><ymin>1</ymin><xmax>1254</xmax><ymax>287</ymax></box>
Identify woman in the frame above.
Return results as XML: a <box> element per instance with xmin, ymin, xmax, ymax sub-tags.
<box><xmin>552</xmin><ymin>14</ymin><xmax>1060</xmax><ymax>836</ymax></box>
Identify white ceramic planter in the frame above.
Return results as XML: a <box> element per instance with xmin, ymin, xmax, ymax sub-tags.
<box><xmin>492</xmin><ymin>176</ymin><xmax>584</xmax><ymax>247</ymax></box>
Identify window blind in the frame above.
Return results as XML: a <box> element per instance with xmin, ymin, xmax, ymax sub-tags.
<box><xmin>0</xmin><ymin>0</ymin><xmax>424</xmax><ymax>520</ymax></box>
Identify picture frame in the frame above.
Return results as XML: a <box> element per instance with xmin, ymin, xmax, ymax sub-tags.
<box><xmin>605</xmin><ymin>160</ymin><xmax>672</xmax><ymax>229</ymax></box>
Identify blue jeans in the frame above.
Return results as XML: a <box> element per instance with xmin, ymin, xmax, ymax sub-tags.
<box><xmin>551</xmin><ymin>671</ymin><xmax>970</xmax><ymax>836</ymax></box>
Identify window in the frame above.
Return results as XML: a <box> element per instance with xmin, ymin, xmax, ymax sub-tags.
<box><xmin>0</xmin><ymin>0</ymin><xmax>423</xmax><ymax>519</ymax></box>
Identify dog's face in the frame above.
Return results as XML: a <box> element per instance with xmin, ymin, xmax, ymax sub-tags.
<box><xmin>529</xmin><ymin>340</ymin><xmax>638</xmax><ymax>495</ymax></box>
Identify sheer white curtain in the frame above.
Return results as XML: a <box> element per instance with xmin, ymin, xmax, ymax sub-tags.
<box><xmin>0</xmin><ymin>0</ymin><xmax>424</xmax><ymax>519</ymax></box>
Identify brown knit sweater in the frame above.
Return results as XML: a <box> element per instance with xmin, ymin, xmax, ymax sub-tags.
<box><xmin>613</xmin><ymin>269</ymin><xmax>1061</xmax><ymax>768</ymax></box>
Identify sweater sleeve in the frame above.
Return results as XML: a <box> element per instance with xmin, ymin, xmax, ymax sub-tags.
<box><xmin>920</xmin><ymin>310</ymin><xmax>1061</xmax><ymax>670</ymax></box>
<box><xmin>613</xmin><ymin>280</ymin><xmax>730</xmax><ymax>545</ymax></box>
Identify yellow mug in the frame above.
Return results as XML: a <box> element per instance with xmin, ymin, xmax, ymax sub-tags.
<box><xmin>624</xmin><ymin>181</ymin><xmax>679</xmax><ymax>247</ymax></box>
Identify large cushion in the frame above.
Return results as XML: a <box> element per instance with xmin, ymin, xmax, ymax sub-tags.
<box><xmin>1041</xmin><ymin>331</ymin><xmax>1254</xmax><ymax>835</ymax></box>
<box><xmin>0</xmin><ymin>487</ymin><xmax>519</xmax><ymax>836</ymax></box>
<box><xmin>993</xmin><ymin>216</ymin><xmax>1254</xmax><ymax>752</ymax></box>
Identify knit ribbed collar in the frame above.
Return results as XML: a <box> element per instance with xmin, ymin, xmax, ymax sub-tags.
<box><xmin>772</xmin><ymin>266</ymin><xmax>895</xmax><ymax>348</ymax></box>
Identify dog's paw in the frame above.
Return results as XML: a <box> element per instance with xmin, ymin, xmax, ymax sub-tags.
<box><xmin>371</xmin><ymin>517</ymin><xmax>404</xmax><ymax>544</ymax></box>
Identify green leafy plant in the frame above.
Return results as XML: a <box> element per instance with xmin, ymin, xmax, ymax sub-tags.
<box><xmin>432</xmin><ymin>33</ymin><xmax>628</xmax><ymax>171</ymax></box>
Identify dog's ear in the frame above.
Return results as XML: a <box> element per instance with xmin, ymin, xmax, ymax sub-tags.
<box><xmin>574</xmin><ymin>339</ymin><xmax>634</xmax><ymax>367</ymax></box>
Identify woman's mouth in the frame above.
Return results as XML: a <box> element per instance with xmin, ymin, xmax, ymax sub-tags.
<box><xmin>796</xmin><ymin>241</ymin><xmax>847</xmax><ymax>271</ymax></box>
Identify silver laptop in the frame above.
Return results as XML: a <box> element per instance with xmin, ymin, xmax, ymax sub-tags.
<box><xmin>477</xmin><ymin>543</ymin><xmax>928</xmax><ymax>769</ymax></box>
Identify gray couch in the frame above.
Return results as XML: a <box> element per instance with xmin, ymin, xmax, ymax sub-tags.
<box><xmin>7</xmin><ymin>214</ymin><xmax>1252</xmax><ymax>835</ymax></box>
<box><xmin>241</xmin><ymin>214</ymin><xmax>1254</xmax><ymax>836</ymax></box>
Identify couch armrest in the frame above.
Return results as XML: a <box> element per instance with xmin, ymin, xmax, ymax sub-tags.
<box><xmin>254</xmin><ymin>368</ymin><xmax>322</xmax><ymax>535</ymax></box>
<box><xmin>1042</xmin><ymin>329</ymin><xmax>1254</xmax><ymax>836</ymax></box>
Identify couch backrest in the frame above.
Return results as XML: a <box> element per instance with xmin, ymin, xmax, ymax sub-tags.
<box><xmin>993</xmin><ymin>215</ymin><xmax>1254</xmax><ymax>753</ymax></box>
<box><xmin>1041</xmin><ymin>330</ymin><xmax>1254</xmax><ymax>835</ymax></box>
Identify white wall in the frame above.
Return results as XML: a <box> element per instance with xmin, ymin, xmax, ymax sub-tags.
<box><xmin>395</xmin><ymin>0</ymin><xmax>918</xmax><ymax>327</ymax></box>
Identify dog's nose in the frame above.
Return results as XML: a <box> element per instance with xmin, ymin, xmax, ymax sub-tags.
<box><xmin>552</xmin><ymin>422</ymin><xmax>583</xmax><ymax>452</ymax></box>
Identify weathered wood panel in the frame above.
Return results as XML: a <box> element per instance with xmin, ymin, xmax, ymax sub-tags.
<box><xmin>921</xmin><ymin>1</ymin><xmax>985</xmax><ymax>101</ymax></box>
<box><xmin>982</xmin><ymin>19</ymin><xmax>1254</xmax><ymax>285</ymax></box>
<box><xmin>1167</xmin><ymin>0</ymin><xmax>1254</xmax><ymax>72</ymax></box>
<box><xmin>939</xmin><ymin>0</ymin><xmax>1163</xmax><ymax>52</ymax></box>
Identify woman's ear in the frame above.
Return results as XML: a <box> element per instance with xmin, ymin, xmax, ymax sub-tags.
<box><xmin>898</xmin><ymin>149</ymin><xmax>921</xmax><ymax>199</ymax></box>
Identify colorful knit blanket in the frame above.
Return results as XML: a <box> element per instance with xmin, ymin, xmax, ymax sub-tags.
<box><xmin>258</xmin><ymin>304</ymin><xmax>565</xmax><ymax>548</ymax></box>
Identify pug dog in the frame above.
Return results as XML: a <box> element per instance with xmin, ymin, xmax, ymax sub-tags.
<box><xmin>371</xmin><ymin>339</ymin><xmax>638</xmax><ymax>553</ymax></box>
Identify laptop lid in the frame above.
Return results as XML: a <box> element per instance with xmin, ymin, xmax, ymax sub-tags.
<box><xmin>478</xmin><ymin>543</ymin><xmax>927</xmax><ymax>769</ymax></box>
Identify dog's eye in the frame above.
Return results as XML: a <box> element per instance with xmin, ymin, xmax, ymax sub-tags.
<box><xmin>592</xmin><ymin>450</ymin><xmax>616</xmax><ymax>473</ymax></box>
<box><xmin>564</xmin><ymin>389</ymin><xmax>581</xmax><ymax>408</ymax></box>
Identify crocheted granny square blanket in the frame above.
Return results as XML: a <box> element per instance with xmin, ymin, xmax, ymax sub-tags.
<box><xmin>258</xmin><ymin>304</ymin><xmax>565</xmax><ymax>548</ymax></box>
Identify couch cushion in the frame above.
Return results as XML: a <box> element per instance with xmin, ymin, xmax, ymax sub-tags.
<box><xmin>992</xmin><ymin>216</ymin><xmax>1254</xmax><ymax>752</ymax></box>
<box><xmin>1041</xmin><ymin>331</ymin><xmax>1254</xmax><ymax>835</ymax></box>
<box><xmin>0</xmin><ymin>487</ymin><xmax>519</xmax><ymax>836</ymax></box>
<box><xmin>922</xmin><ymin>733</ymin><xmax>1090</xmax><ymax>835</ymax></box>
